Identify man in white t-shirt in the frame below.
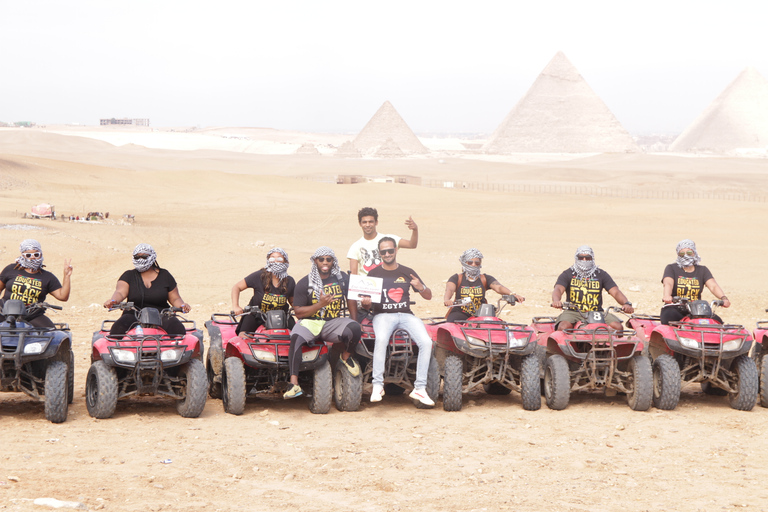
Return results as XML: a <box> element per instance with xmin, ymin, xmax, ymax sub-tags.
<box><xmin>347</xmin><ymin>207</ymin><xmax>419</xmax><ymax>276</ymax></box>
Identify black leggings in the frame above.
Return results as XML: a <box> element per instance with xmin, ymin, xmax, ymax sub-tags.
<box><xmin>660</xmin><ymin>306</ymin><xmax>723</xmax><ymax>325</ymax></box>
<box><xmin>288</xmin><ymin>319</ymin><xmax>361</xmax><ymax>378</ymax></box>
<box><xmin>0</xmin><ymin>314</ymin><xmax>56</xmax><ymax>328</ymax></box>
<box><xmin>109</xmin><ymin>312</ymin><xmax>186</xmax><ymax>336</ymax></box>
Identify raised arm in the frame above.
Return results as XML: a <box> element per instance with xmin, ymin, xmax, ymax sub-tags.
<box><xmin>49</xmin><ymin>259</ymin><xmax>73</xmax><ymax>302</ymax></box>
<box><xmin>397</xmin><ymin>216</ymin><xmax>419</xmax><ymax>249</ymax></box>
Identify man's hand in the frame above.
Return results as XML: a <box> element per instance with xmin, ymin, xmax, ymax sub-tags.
<box><xmin>551</xmin><ymin>300</ymin><xmax>563</xmax><ymax>309</ymax></box>
<box><xmin>405</xmin><ymin>216</ymin><xmax>418</xmax><ymax>231</ymax></box>
<box><xmin>232</xmin><ymin>306</ymin><xmax>244</xmax><ymax>316</ymax></box>
<box><xmin>410</xmin><ymin>274</ymin><xmax>423</xmax><ymax>291</ymax></box>
<box><xmin>662</xmin><ymin>294</ymin><xmax>673</xmax><ymax>304</ymax></box>
<box><xmin>513</xmin><ymin>294</ymin><xmax>525</xmax><ymax>303</ymax></box>
<box><xmin>622</xmin><ymin>303</ymin><xmax>635</xmax><ymax>314</ymax></box>
<box><xmin>318</xmin><ymin>292</ymin><xmax>334</xmax><ymax>308</ymax></box>
<box><xmin>361</xmin><ymin>296</ymin><xmax>372</xmax><ymax>309</ymax></box>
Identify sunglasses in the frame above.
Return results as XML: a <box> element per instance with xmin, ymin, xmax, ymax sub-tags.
<box><xmin>465</xmin><ymin>260</ymin><xmax>481</xmax><ymax>266</ymax></box>
<box><xmin>678</xmin><ymin>250</ymin><xmax>695</xmax><ymax>257</ymax></box>
<box><xmin>577</xmin><ymin>256</ymin><xmax>593</xmax><ymax>261</ymax></box>
<box><xmin>315</xmin><ymin>257</ymin><xmax>334</xmax><ymax>263</ymax></box>
<box><xmin>379</xmin><ymin>248</ymin><xmax>396</xmax><ymax>255</ymax></box>
<box><xmin>22</xmin><ymin>252</ymin><xmax>42</xmax><ymax>259</ymax></box>
<box><xmin>268</xmin><ymin>257</ymin><xmax>285</xmax><ymax>263</ymax></box>
<box><xmin>133</xmin><ymin>254</ymin><xmax>150</xmax><ymax>260</ymax></box>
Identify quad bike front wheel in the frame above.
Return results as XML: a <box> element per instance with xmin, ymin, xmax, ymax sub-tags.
<box><xmin>176</xmin><ymin>359</ymin><xmax>208</xmax><ymax>418</ymax></box>
<box><xmin>86</xmin><ymin>361</ymin><xmax>118</xmax><ymax>419</ymax></box>
<box><xmin>728</xmin><ymin>354</ymin><xmax>758</xmax><ymax>411</ymax></box>
<box><xmin>333</xmin><ymin>359</ymin><xmax>363</xmax><ymax>412</ymax></box>
<box><xmin>761</xmin><ymin>354</ymin><xmax>768</xmax><ymax>408</ymax></box>
<box><xmin>442</xmin><ymin>354</ymin><xmax>463</xmax><ymax>412</ymax></box>
<box><xmin>520</xmin><ymin>352</ymin><xmax>542</xmax><ymax>411</ymax></box>
<box><xmin>626</xmin><ymin>355</ymin><xmax>652</xmax><ymax>411</ymax></box>
<box><xmin>44</xmin><ymin>360</ymin><xmax>68</xmax><ymax>423</ymax></box>
<box><xmin>67</xmin><ymin>349</ymin><xmax>75</xmax><ymax>405</ymax></box>
<box><xmin>652</xmin><ymin>354</ymin><xmax>680</xmax><ymax>410</ymax></box>
<box><xmin>309</xmin><ymin>359</ymin><xmax>332</xmax><ymax>414</ymax></box>
<box><xmin>222</xmin><ymin>357</ymin><xmax>246</xmax><ymax>415</ymax></box>
<box><xmin>544</xmin><ymin>355</ymin><xmax>570</xmax><ymax>410</ymax></box>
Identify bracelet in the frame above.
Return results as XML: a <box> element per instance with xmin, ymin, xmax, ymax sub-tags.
<box><xmin>720</xmin><ymin>295</ymin><xmax>728</xmax><ymax>300</ymax></box>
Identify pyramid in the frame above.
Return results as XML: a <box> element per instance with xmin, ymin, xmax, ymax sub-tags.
<box><xmin>669</xmin><ymin>67</ymin><xmax>768</xmax><ymax>152</ymax></box>
<box><xmin>334</xmin><ymin>140</ymin><xmax>361</xmax><ymax>158</ymax></box>
<box><xmin>352</xmin><ymin>101</ymin><xmax>428</xmax><ymax>156</ymax></box>
<box><xmin>484</xmin><ymin>52</ymin><xmax>639</xmax><ymax>154</ymax></box>
<box><xmin>374</xmin><ymin>138</ymin><xmax>405</xmax><ymax>158</ymax></box>
<box><xmin>295</xmin><ymin>142</ymin><xmax>320</xmax><ymax>155</ymax></box>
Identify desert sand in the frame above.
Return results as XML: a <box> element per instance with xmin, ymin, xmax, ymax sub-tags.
<box><xmin>1</xmin><ymin>127</ymin><xmax>768</xmax><ymax>511</ymax></box>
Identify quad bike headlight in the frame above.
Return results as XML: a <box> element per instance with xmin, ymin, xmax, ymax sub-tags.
<box><xmin>466</xmin><ymin>335</ymin><xmax>487</xmax><ymax>348</ymax></box>
<box><xmin>301</xmin><ymin>348</ymin><xmax>320</xmax><ymax>362</ymax></box>
<box><xmin>23</xmin><ymin>342</ymin><xmax>44</xmax><ymax>354</ymax></box>
<box><xmin>679</xmin><ymin>337</ymin><xmax>700</xmax><ymax>349</ymax></box>
<box><xmin>507</xmin><ymin>332</ymin><xmax>527</xmax><ymax>348</ymax></box>
<box><xmin>721</xmin><ymin>339</ymin><xmax>744</xmax><ymax>351</ymax></box>
<box><xmin>253</xmin><ymin>349</ymin><xmax>277</xmax><ymax>362</ymax></box>
<box><xmin>160</xmin><ymin>349</ymin><xmax>182</xmax><ymax>362</ymax></box>
<box><xmin>112</xmin><ymin>348</ymin><xmax>137</xmax><ymax>363</ymax></box>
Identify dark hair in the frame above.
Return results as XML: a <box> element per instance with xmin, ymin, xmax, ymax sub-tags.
<box><xmin>358</xmin><ymin>207</ymin><xmax>378</xmax><ymax>222</ymax></box>
<box><xmin>378</xmin><ymin>236</ymin><xmax>396</xmax><ymax>250</ymax></box>
<box><xmin>260</xmin><ymin>269</ymin><xmax>289</xmax><ymax>296</ymax></box>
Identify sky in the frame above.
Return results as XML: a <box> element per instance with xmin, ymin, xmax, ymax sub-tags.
<box><xmin>1</xmin><ymin>0</ymin><xmax>766</xmax><ymax>135</ymax></box>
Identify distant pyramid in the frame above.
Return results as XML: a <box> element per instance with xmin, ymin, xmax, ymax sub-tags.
<box><xmin>670</xmin><ymin>67</ymin><xmax>768</xmax><ymax>152</ymax></box>
<box><xmin>374</xmin><ymin>138</ymin><xmax>405</xmax><ymax>158</ymax></box>
<box><xmin>334</xmin><ymin>140</ymin><xmax>361</xmax><ymax>158</ymax></box>
<box><xmin>295</xmin><ymin>142</ymin><xmax>320</xmax><ymax>155</ymax></box>
<box><xmin>353</xmin><ymin>101</ymin><xmax>428</xmax><ymax>156</ymax></box>
<box><xmin>484</xmin><ymin>52</ymin><xmax>639</xmax><ymax>153</ymax></box>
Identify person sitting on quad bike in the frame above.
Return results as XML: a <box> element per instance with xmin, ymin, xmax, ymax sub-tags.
<box><xmin>231</xmin><ymin>247</ymin><xmax>296</xmax><ymax>336</ymax></box>
<box><xmin>661</xmin><ymin>239</ymin><xmax>730</xmax><ymax>325</ymax></box>
<box><xmin>551</xmin><ymin>245</ymin><xmax>634</xmax><ymax>331</ymax></box>
<box><xmin>103</xmin><ymin>244</ymin><xmax>191</xmax><ymax>335</ymax></box>
<box><xmin>443</xmin><ymin>248</ymin><xmax>525</xmax><ymax>322</ymax></box>
<box><xmin>284</xmin><ymin>247</ymin><xmax>361</xmax><ymax>399</ymax></box>
<box><xmin>360</xmin><ymin>237</ymin><xmax>434</xmax><ymax>406</ymax></box>
<box><xmin>0</xmin><ymin>239</ymin><xmax>73</xmax><ymax>327</ymax></box>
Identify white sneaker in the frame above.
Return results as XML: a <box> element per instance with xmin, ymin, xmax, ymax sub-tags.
<box><xmin>370</xmin><ymin>384</ymin><xmax>385</xmax><ymax>403</ymax></box>
<box><xmin>409</xmin><ymin>388</ymin><xmax>435</xmax><ymax>406</ymax></box>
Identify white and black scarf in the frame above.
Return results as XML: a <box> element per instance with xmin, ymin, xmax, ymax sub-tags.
<box><xmin>571</xmin><ymin>245</ymin><xmax>599</xmax><ymax>280</ymax></box>
<box><xmin>265</xmin><ymin>247</ymin><xmax>289</xmax><ymax>280</ymax></box>
<box><xmin>17</xmin><ymin>239</ymin><xmax>44</xmax><ymax>271</ymax></box>
<box><xmin>460</xmin><ymin>248</ymin><xmax>483</xmax><ymax>281</ymax></box>
<box><xmin>132</xmin><ymin>243</ymin><xmax>158</xmax><ymax>272</ymax></box>
<box><xmin>675</xmin><ymin>239</ymin><xmax>701</xmax><ymax>268</ymax></box>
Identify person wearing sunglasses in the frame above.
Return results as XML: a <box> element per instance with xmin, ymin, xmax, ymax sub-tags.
<box><xmin>103</xmin><ymin>243</ymin><xmax>190</xmax><ymax>336</ymax></box>
<box><xmin>443</xmin><ymin>248</ymin><xmax>525</xmax><ymax>322</ymax></box>
<box><xmin>283</xmin><ymin>247</ymin><xmax>361</xmax><ymax>400</ymax></box>
<box><xmin>231</xmin><ymin>248</ymin><xmax>296</xmax><ymax>335</ymax></box>
<box><xmin>0</xmin><ymin>239</ymin><xmax>72</xmax><ymax>327</ymax></box>
<box><xmin>360</xmin><ymin>237</ymin><xmax>434</xmax><ymax>406</ymax></box>
<box><xmin>660</xmin><ymin>239</ymin><xmax>729</xmax><ymax>325</ymax></box>
<box><xmin>551</xmin><ymin>245</ymin><xmax>633</xmax><ymax>331</ymax></box>
<box><xmin>347</xmin><ymin>207</ymin><xmax>419</xmax><ymax>277</ymax></box>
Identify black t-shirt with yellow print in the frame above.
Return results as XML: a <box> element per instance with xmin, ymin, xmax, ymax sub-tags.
<box><xmin>293</xmin><ymin>273</ymin><xmax>349</xmax><ymax>320</ymax></box>
<box><xmin>555</xmin><ymin>268</ymin><xmax>617</xmax><ymax>312</ymax></box>
<box><xmin>448</xmin><ymin>272</ymin><xmax>496</xmax><ymax>315</ymax></box>
<box><xmin>0</xmin><ymin>264</ymin><xmax>62</xmax><ymax>319</ymax></box>
<box><xmin>244</xmin><ymin>270</ymin><xmax>296</xmax><ymax>313</ymax></box>
<box><xmin>662</xmin><ymin>264</ymin><xmax>714</xmax><ymax>301</ymax></box>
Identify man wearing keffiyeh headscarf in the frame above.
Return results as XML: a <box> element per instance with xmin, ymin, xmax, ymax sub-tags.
<box><xmin>551</xmin><ymin>245</ymin><xmax>633</xmax><ymax>331</ymax></box>
<box><xmin>443</xmin><ymin>248</ymin><xmax>525</xmax><ymax>322</ymax></box>
<box><xmin>0</xmin><ymin>239</ymin><xmax>72</xmax><ymax>327</ymax></box>
<box><xmin>283</xmin><ymin>247</ymin><xmax>361</xmax><ymax>400</ymax></box>
<box><xmin>660</xmin><ymin>239</ymin><xmax>730</xmax><ymax>325</ymax></box>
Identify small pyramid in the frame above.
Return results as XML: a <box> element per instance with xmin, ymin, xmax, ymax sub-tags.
<box><xmin>374</xmin><ymin>138</ymin><xmax>405</xmax><ymax>158</ymax></box>
<box><xmin>484</xmin><ymin>52</ymin><xmax>639</xmax><ymax>153</ymax></box>
<box><xmin>295</xmin><ymin>142</ymin><xmax>320</xmax><ymax>155</ymax></box>
<box><xmin>334</xmin><ymin>140</ymin><xmax>361</xmax><ymax>158</ymax></box>
<box><xmin>353</xmin><ymin>101</ymin><xmax>428</xmax><ymax>156</ymax></box>
<box><xmin>670</xmin><ymin>67</ymin><xmax>768</xmax><ymax>152</ymax></box>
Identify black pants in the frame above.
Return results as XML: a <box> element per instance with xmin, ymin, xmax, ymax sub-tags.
<box><xmin>0</xmin><ymin>314</ymin><xmax>55</xmax><ymax>328</ymax></box>
<box><xmin>446</xmin><ymin>310</ymin><xmax>472</xmax><ymax>323</ymax></box>
<box><xmin>109</xmin><ymin>311</ymin><xmax>186</xmax><ymax>336</ymax></box>
<box><xmin>288</xmin><ymin>318</ymin><xmax>361</xmax><ymax>378</ymax></box>
<box><xmin>660</xmin><ymin>306</ymin><xmax>723</xmax><ymax>325</ymax></box>
<box><xmin>236</xmin><ymin>312</ymin><xmax>295</xmax><ymax>335</ymax></box>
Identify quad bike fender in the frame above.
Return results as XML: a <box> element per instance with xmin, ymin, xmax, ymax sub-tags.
<box><xmin>12</xmin><ymin>330</ymin><xmax>71</xmax><ymax>365</ymax></box>
<box><xmin>627</xmin><ymin>318</ymin><xmax>657</xmax><ymax>342</ymax></box>
<box><xmin>650</xmin><ymin>325</ymin><xmax>752</xmax><ymax>360</ymax></box>
<box><xmin>545</xmin><ymin>333</ymin><xmax>572</xmax><ymax>359</ymax></box>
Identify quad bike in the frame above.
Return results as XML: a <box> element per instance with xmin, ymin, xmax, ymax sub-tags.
<box><xmin>752</xmin><ymin>310</ymin><xmax>768</xmax><ymax>408</ymax></box>
<box><xmin>0</xmin><ymin>300</ymin><xmax>73</xmax><ymax>423</ymax></box>
<box><xmin>87</xmin><ymin>302</ymin><xmax>207</xmax><ymax>418</ymax></box>
<box><xmin>631</xmin><ymin>298</ymin><xmax>756</xmax><ymax>411</ymax></box>
<box><xmin>205</xmin><ymin>306</ymin><xmax>343</xmax><ymax>414</ymax></box>
<box><xmin>535</xmin><ymin>303</ymin><xmax>652</xmax><ymax>411</ymax></box>
<box><xmin>357</xmin><ymin>310</ymin><xmax>439</xmax><ymax>408</ymax></box>
<box><xmin>425</xmin><ymin>295</ymin><xmax>540</xmax><ymax>411</ymax></box>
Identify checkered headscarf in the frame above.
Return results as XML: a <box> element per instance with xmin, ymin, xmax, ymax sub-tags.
<box><xmin>308</xmin><ymin>246</ymin><xmax>342</xmax><ymax>300</ymax></box>
<box><xmin>265</xmin><ymin>247</ymin><xmax>289</xmax><ymax>280</ymax></box>
<box><xmin>460</xmin><ymin>248</ymin><xmax>483</xmax><ymax>281</ymax></box>
<box><xmin>571</xmin><ymin>245</ymin><xmax>599</xmax><ymax>280</ymax></box>
<box><xmin>675</xmin><ymin>239</ymin><xmax>701</xmax><ymax>268</ymax></box>
<box><xmin>17</xmin><ymin>239</ymin><xmax>44</xmax><ymax>271</ymax></box>
<box><xmin>132</xmin><ymin>243</ymin><xmax>157</xmax><ymax>272</ymax></box>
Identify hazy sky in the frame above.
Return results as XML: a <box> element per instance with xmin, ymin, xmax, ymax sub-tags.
<box><xmin>2</xmin><ymin>1</ymin><xmax>766</xmax><ymax>135</ymax></box>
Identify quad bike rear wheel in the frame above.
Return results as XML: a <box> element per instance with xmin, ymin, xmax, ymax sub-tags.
<box><xmin>652</xmin><ymin>354</ymin><xmax>680</xmax><ymax>410</ymax></box>
<box><xmin>728</xmin><ymin>354</ymin><xmax>758</xmax><ymax>411</ymax></box>
<box><xmin>415</xmin><ymin>354</ymin><xmax>440</xmax><ymax>409</ymax></box>
<box><xmin>67</xmin><ymin>349</ymin><xmax>75</xmax><ymax>405</ymax></box>
<box><xmin>44</xmin><ymin>360</ymin><xmax>68</xmax><ymax>423</ymax></box>
<box><xmin>176</xmin><ymin>359</ymin><xmax>208</xmax><ymax>418</ymax></box>
<box><xmin>520</xmin><ymin>352</ymin><xmax>542</xmax><ymax>411</ymax></box>
<box><xmin>760</xmin><ymin>354</ymin><xmax>768</xmax><ymax>408</ymax></box>
<box><xmin>544</xmin><ymin>355</ymin><xmax>570</xmax><ymax>410</ymax></box>
<box><xmin>626</xmin><ymin>355</ymin><xmax>652</xmax><ymax>411</ymax></box>
<box><xmin>222</xmin><ymin>357</ymin><xmax>246</xmax><ymax>415</ymax></box>
<box><xmin>333</xmin><ymin>359</ymin><xmax>363</xmax><ymax>412</ymax></box>
<box><xmin>206</xmin><ymin>328</ymin><xmax>224</xmax><ymax>399</ymax></box>
<box><xmin>86</xmin><ymin>361</ymin><xmax>118</xmax><ymax>419</ymax></box>
<box><xmin>309</xmin><ymin>360</ymin><xmax>332</xmax><ymax>414</ymax></box>
<box><xmin>442</xmin><ymin>354</ymin><xmax>463</xmax><ymax>412</ymax></box>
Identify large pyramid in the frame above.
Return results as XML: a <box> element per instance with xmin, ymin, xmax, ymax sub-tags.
<box><xmin>484</xmin><ymin>52</ymin><xmax>639</xmax><ymax>154</ymax></box>
<box><xmin>352</xmin><ymin>101</ymin><xmax>428</xmax><ymax>155</ymax></box>
<box><xmin>669</xmin><ymin>67</ymin><xmax>768</xmax><ymax>152</ymax></box>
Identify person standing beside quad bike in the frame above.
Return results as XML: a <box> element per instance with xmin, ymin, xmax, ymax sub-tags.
<box><xmin>347</xmin><ymin>207</ymin><xmax>419</xmax><ymax>278</ymax></box>
<box><xmin>443</xmin><ymin>248</ymin><xmax>525</xmax><ymax>322</ymax></box>
<box><xmin>0</xmin><ymin>239</ymin><xmax>73</xmax><ymax>326</ymax></box>
<box><xmin>231</xmin><ymin>248</ymin><xmax>296</xmax><ymax>336</ymax></box>
<box><xmin>551</xmin><ymin>245</ymin><xmax>634</xmax><ymax>330</ymax></box>
<box><xmin>283</xmin><ymin>247</ymin><xmax>361</xmax><ymax>399</ymax></box>
<box><xmin>660</xmin><ymin>239</ymin><xmax>729</xmax><ymax>324</ymax></box>
<box><xmin>103</xmin><ymin>244</ymin><xmax>191</xmax><ymax>335</ymax></box>
<box><xmin>360</xmin><ymin>237</ymin><xmax>435</xmax><ymax>406</ymax></box>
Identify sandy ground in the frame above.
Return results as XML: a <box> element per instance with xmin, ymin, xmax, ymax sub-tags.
<box><xmin>1</xmin><ymin>128</ymin><xmax>768</xmax><ymax>511</ymax></box>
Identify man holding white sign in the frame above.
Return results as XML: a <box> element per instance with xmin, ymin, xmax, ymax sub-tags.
<box><xmin>360</xmin><ymin>237</ymin><xmax>434</xmax><ymax>407</ymax></box>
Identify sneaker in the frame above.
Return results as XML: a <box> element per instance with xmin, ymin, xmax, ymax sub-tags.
<box><xmin>340</xmin><ymin>354</ymin><xmax>360</xmax><ymax>377</ymax></box>
<box><xmin>409</xmin><ymin>388</ymin><xmax>435</xmax><ymax>407</ymax></box>
<box><xmin>283</xmin><ymin>384</ymin><xmax>304</xmax><ymax>399</ymax></box>
<box><xmin>370</xmin><ymin>384</ymin><xmax>385</xmax><ymax>402</ymax></box>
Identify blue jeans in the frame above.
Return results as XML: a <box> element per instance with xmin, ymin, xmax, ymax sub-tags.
<box><xmin>372</xmin><ymin>313</ymin><xmax>433</xmax><ymax>389</ymax></box>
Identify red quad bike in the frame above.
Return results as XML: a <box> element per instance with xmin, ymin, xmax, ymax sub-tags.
<box><xmin>535</xmin><ymin>303</ymin><xmax>652</xmax><ymax>411</ymax></box>
<box><xmin>206</xmin><ymin>306</ymin><xmax>352</xmax><ymax>414</ymax></box>
<box><xmin>752</xmin><ymin>309</ymin><xmax>768</xmax><ymax>408</ymax></box>
<box><xmin>0</xmin><ymin>300</ymin><xmax>73</xmax><ymax>423</ymax></box>
<box><xmin>424</xmin><ymin>295</ymin><xmax>540</xmax><ymax>412</ymax></box>
<box><xmin>87</xmin><ymin>302</ymin><xmax>207</xmax><ymax>419</ymax></box>
<box><xmin>636</xmin><ymin>298</ymin><xmax>757</xmax><ymax>411</ymax></box>
<box><xmin>357</xmin><ymin>310</ymin><xmax>440</xmax><ymax>408</ymax></box>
